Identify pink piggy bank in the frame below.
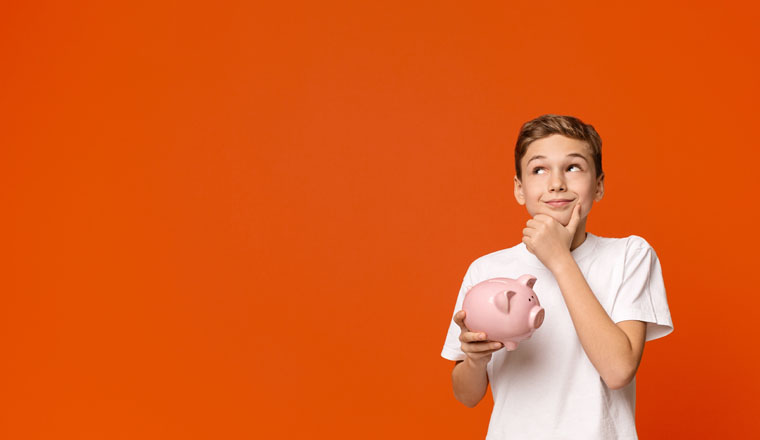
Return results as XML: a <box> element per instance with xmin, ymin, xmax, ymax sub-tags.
<box><xmin>462</xmin><ymin>274</ymin><xmax>545</xmax><ymax>351</ymax></box>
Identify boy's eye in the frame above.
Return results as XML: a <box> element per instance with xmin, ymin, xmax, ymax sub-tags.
<box><xmin>531</xmin><ymin>164</ymin><xmax>582</xmax><ymax>174</ymax></box>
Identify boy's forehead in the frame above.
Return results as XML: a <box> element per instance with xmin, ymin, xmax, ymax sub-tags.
<box><xmin>523</xmin><ymin>135</ymin><xmax>592</xmax><ymax>161</ymax></box>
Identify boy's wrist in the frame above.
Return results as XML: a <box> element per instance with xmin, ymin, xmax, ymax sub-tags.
<box><xmin>547</xmin><ymin>251</ymin><xmax>575</xmax><ymax>274</ymax></box>
<box><xmin>464</xmin><ymin>356</ymin><xmax>490</xmax><ymax>371</ymax></box>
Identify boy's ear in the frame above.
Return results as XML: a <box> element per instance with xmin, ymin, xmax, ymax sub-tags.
<box><xmin>594</xmin><ymin>173</ymin><xmax>605</xmax><ymax>201</ymax></box>
<box><xmin>514</xmin><ymin>175</ymin><xmax>526</xmax><ymax>205</ymax></box>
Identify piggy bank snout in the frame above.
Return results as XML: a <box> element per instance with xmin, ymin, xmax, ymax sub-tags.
<box><xmin>530</xmin><ymin>306</ymin><xmax>545</xmax><ymax>329</ymax></box>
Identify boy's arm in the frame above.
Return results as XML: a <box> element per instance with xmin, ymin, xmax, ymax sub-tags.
<box><xmin>550</xmin><ymin>259</ymin><xmax>646</xmax><ymax>389</ymax></box>
<box><xmin>452</xmin><ymin>359</ymin><xmax>489</xmax><ymax>408</ymax></box>
<box><xmin>450</xmin><ymin>310</ymin><xmax>503</xmax><ymax>407</ymax></box>
<box><xmin>522</xmin><ymin>202</ymin><xmax>646</xmax><ymax>389</ymax></box>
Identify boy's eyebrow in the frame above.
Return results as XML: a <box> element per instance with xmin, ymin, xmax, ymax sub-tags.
<box><xmin>526</xmin><ymin>153</ymin><xmax>589</xmax><ymax>165</ymax></box>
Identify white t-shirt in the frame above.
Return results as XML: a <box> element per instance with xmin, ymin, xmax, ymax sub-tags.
<box><xmin>441</xmin><ymin>233</ymin><xmax>673</xmax><ymax>440</ymax></box>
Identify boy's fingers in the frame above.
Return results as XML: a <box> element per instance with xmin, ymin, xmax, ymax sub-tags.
<box><xmin>455</xmin><ymin>311</ymin><xmax>491</xmax><ymax>343</ymax></box>
<box><xmin>566</xmin><ymin>198</ymin><xmax>582</xmax><ymax>233</ymax></box>
<box><xmin>454</xmin><ymin>311</ymin><xmax>474</xmax><ymax>333</ymax></box>
<box><xmin>453</xmin><ymin>310</ymin><xmax>466</xmax><ymax>327</ymax></box>
<box><xmin>467</xmin><ymin>341</ymin><xmax>503</xmax><ymax>352</ymax></box>
<box><xmin>522</xmin><ymin>236</ymin><xmax>534</xmax><ymax>252</ymax></box>
<box><xmin>526</xmin><ymin>218</ymin><xmax>547</xmax><ymax>229</ymax></box>
<box><xmin>462</xmin><ymin>331</ymin><xmax>488</xmax><ymax>343</ymax></box>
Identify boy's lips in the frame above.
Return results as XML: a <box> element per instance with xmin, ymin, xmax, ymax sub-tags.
<box><xmin>544</xmin><ymin>199</ymin><xmax>574</xmax><ymax>208</ymax></box>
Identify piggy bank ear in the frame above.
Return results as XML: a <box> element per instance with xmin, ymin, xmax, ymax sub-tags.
<box><xmin>517</xmin><ymin>274</ymin><xmax>537</xmax><ymax>289</ymax></box>
<box><xmin>494</xmin><ymin>290</ymin><xmax>517</xmax><ymax>313</ymax></box>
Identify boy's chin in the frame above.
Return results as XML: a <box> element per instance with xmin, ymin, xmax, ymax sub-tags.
<box><xmin>533</xmin><ymin>211</ymin><xmax>571</xmax><ymax>226</ymax></box>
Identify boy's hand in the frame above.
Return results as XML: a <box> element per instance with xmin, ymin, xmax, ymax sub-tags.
<box><xmin>522</xmin><ymin>199</ymin><xmax>582</xmax><ymax>271</ymax></box>
<box><xmin>453</xmin><ymin>310</ymin><xmax>503</xmax><ymax>368</ymax></box>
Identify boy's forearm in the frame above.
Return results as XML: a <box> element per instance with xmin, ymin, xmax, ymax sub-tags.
<box><xmin>551</xmin><ymin>255</ymin><xmax>642</xmax><ymax>389</ymax></box>
<box><xmin>451</xmin><ymin>358</ymin><xmax>489</xmax><ymax>407</ymax></box>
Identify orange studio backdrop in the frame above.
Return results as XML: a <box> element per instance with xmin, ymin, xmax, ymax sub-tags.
<box><xmin>2</xmin><ymin>1</ymin><xmax>759</xmax><ymax>438</ymax></box>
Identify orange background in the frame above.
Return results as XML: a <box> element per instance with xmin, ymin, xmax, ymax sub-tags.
<box><xmin>2</xmin><ymin>1</ymin><xmax>759</xmax><ymax>438</ymax></box>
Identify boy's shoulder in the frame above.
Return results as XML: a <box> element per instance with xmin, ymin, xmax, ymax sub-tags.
<box><xmin>589</xmin><ymin>234</ymin><xmax>663</xmax><ymax>269</ymax></box>
<box><xmin>593</xmin><ymin>233</ymin><xmax>655</xmax><ymax>253</ymax></box>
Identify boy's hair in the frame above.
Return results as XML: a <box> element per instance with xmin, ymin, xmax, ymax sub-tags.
<box><xmin>514</xmin><ymin>114</ymin><xmax>603</xmax><ymax>181</ymax></box>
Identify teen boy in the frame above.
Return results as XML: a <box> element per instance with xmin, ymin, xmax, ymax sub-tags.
<box><xmin>441</xmin><ymin>114</ymin><xmax>673</xmax><ymax>439</ymax></box>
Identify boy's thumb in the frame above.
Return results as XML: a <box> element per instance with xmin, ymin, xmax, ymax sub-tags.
<box><xmin>567</xmin><ymin>200</ymin><xmax>582</xmax><ymax>232</ymax></box>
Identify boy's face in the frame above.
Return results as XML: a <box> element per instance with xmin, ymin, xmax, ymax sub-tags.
<box><xmin>514</xmin><ymin>134</ymin><xmax>604</xmax><ymax>227</ymax></box>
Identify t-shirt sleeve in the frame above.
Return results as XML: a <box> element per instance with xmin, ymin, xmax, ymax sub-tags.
<box><xmin>440</xmin><ymin>262</ymin><xmax>478</xmax><ymax>361</ymax></box>
<box><xmin>610</xmin><ymin>237</ymin><xmax>674</xmax><ymax>341</ymax></box>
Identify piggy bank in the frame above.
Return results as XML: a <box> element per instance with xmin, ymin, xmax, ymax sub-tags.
<box><xmin>462</xmin><ymin>274</ymin><xmax>545</xmax><ymax>351</ymax></box>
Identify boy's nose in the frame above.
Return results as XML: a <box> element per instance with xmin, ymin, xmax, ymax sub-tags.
<box><xmin>549</xmin><ymin>176</ymin><xmax>566</xmax><ymax>191</ymax></box>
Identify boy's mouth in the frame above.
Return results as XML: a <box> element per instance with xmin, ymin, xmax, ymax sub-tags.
<box><xmin>544</xmin><ymin>199</ymin><xmax>574</xmax><ymax>208</ymax></box>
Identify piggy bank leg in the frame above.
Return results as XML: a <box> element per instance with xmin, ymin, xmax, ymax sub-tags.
<box><xmin>504</xmin><ymin>341</ymin><xmax>518</xmax><ymax>351</ymax></box>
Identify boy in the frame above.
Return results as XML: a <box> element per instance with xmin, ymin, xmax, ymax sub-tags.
<box><xmin>441</xmin><ymin>114</ymin><xmax>673</xmax><ymax>439</ymax></box>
